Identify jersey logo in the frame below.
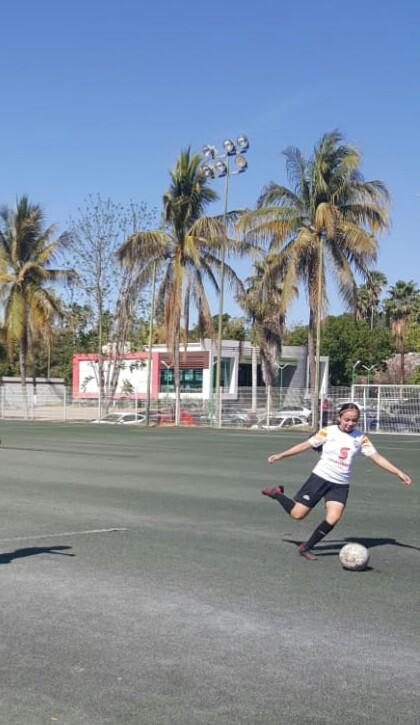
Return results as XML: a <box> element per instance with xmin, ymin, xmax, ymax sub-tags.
<box><xmin>338</xmin><ymin>447</ymin><xmax>351</xmax><ymax>460</ymax></box>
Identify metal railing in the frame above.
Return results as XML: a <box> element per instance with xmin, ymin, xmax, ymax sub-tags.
<box><xmin>1</xmin><ymin>384</ymin><xmax>420</xmax><ymax>434</ymax></box>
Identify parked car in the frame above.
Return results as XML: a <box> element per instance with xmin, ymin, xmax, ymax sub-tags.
<box><xmin>220</xmin><ymin>410</ymin><xmax>257</xmax><ymax>428</ymax></box>
<box><xmin>366</xmin><ymin>413</ymin><xmax>420</xmax><ymax>433</ymax></box>
<box><xmin>277</xmin><ymin>408</ymin><xmax>311</xmax><ymax>420</ymax></box>
<box><xmin>388</xmin><ymin>401</ymin><xmax>420</xmax><ymax>416</ymax></box>
<box><xmin>91</xmin><ymin>412</ymin><xmax>146</xmax><ymax>425</ymax></box>
<box><xmin>157</xmin><ymin>407</ymin><xmax>198</xmax><ymax>425</ymax></box>
<box><xmin>252</xmin><ymin>414</ymin><xmax>309</xmax><ymax>431</ymax></box>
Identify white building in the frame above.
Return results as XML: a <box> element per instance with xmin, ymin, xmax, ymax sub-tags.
<box><xmin>72</xmin><ymin>339</ymin><xmax>328</xmax><ymax>402</ymax></box>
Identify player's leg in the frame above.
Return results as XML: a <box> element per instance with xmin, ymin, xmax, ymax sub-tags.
<box><xmin>262</xmin><ymin>485</ymin><xmax>311</xmax><ymax>518</ymax></box>
<box><xmin>262</xmin><ymin>472</ymin><xmax>327</xmax><ymax>522</ymax></box>
<box><xmin>325</xmin><ymin>500</ymin><xmax>346</xmax><ymax>526</ymax></box>
<box><xmin>299</xmin><ymin>486</ymin><xmax>348</xmax><ymax>560</ymax></box>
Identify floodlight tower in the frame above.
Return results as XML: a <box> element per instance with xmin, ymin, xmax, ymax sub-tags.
<box><xmin>201</xmin><ymin>135</ymin><xmax>250</xmax><ymax>427</ymax></box>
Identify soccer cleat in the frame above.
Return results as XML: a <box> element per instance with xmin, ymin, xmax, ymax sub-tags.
<box><xmin>298</xmin><ymin>543</ymin><xmax>317</xmax><ymax>560</ymax></box>
<box><xmin>262</xmin><ymin>485</ymin><xmax>285</xmax><ymax>498</ymax></box>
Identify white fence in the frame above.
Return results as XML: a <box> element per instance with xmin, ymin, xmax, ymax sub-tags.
<box><xmin>1</xmin><ymin>384</ymin><xmax>420</xmax><ymax>435</ymax></box>
<box><xmin>349</xmin><ymin>384</ymin><xmax>420</xmax><ymax>434</ymax></box>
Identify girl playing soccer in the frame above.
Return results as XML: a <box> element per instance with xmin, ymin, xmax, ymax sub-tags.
<box><xmin>262</xmin><ymin>403</ymin><xmax>412</xmax><ymax>560</ymax></box>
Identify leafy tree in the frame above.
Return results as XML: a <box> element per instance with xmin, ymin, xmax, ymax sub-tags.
<box><xmin>405</xmin><ymin>320</ymin><xmax>420</xmax><ymax>352</ymax></box>
<box><xmin>408</xmin><ymin>366</ymin><xmax>420</xmax><ymax>384</ymax></box>
<box><xmin>188</xmin><ymin>313</ymin><xmax>249</xmax><ymax>342</ymax></box>
<box><xmin>320</xmin><ymin>314</ymin><xmax>393</xmax><ymax>385</ymax></box>
<box><xmin>283</xmin><ymin>323</ymin><xmax>309</xmax><ymax>346</ymax></box>
<box><xmin>238</xmin><ymin>130</ymin><xmax>389</xmax><ymax>426</ymax></box>
<box><xmin>0</xmin><ymin>196</ymin><xmax>74</xmax><ymax>414</ymax></box>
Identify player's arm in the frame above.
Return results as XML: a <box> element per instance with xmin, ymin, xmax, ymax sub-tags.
<box><xmin>369</xmin><ymin>452</ymin><xmax>412</xmax><ymax>486</ymax></box>
<box><xmin>268</xmin><ymin>439</ymin><xmax>313</xmax><ymax>464</ymax></box>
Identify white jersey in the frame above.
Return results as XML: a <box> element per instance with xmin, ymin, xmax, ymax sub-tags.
<box><xmin>308</xmin><ymin>425</ymin><xmax>377</xmax><ymax>485</ymax></box>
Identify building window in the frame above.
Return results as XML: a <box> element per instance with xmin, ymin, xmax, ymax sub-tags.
<box><xmin>160</xmin><ymin>368</ymin><xmax>203</xmax><ymax>392</ymax></box>
<box><xmin>212</xmin><ymin>358</ymin><xmax>231</xmax><ymax>389</ymax></box>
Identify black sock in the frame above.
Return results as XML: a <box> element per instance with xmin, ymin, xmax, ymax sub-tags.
<box><xmin>272</xmin><ymin>493</ymin><xmax>295</xmax><ymax>515</ymax></box>
<box><xmin>303</xmin><ymin>520</ymin><xmax>335</xmax><ymax>551</ymax></box>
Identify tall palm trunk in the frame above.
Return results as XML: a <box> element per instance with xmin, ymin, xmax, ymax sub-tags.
<box><xmin>266</xmin><ymin>383</ymin><xmax>272</xmax><ymax>425</ymax></box>
<box><xmin>19</xmin><ymin>334</ymin><xmax>29</xmax><ymax>419</ymax></box>
<box><xmin>307</xmin><ymin>308</ymin><xmax>316</xmax><ymax>395</ymax></box>
<box><xmin>251</xmin><ymin>345</ymin><xmax>258</xmax><ymax>412</ymax></box>
<box><xmin>174</xmin><ymin>329</ymin><xmax>181</xmax><ymax>425</ymax></box>
<box><xmin>400</xmin><ymin>348</ymin><xmax>405</xmax><ymax>385</ymax></box>
<box><xmin>398</xmin><ymin>333</ymin><xmax>405</xmax><ymax>385</ymax></box>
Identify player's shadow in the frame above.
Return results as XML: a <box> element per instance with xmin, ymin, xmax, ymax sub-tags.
<box><xmin>0</xmin><ymin>545</ymin><xmax>74</xmax><ymax>565</ymax></box>
<box><xmin>282</xmin><ymin>537</ymin><xmax>420</xmax><ymax>558</ymax></box>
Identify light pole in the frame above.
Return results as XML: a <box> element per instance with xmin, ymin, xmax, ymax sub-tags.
<box><xmin>361</xmin><ymin>364</ymin><xmax>377</xmax><ymax>428</ymax></box>
<box><xmin>362</xmin><ymin>364</ymin><xmax>377</xmax><ymax>386</ymax></box>
<box><xmin>202</xmin><ymin>135</ymin><xmax>250</xmax><ymax>428</ymax></box>
<box><xmin>351</xmin><ymin>360</ymin><xmax>362</xmax><ymax>386</ymax></box>
<box><xmin>145</xmin><ymin>260</ymin><xmax>157</xmax><ymax>426</ymax></box>
<box><xmin>278</xmin><ymin>363</ymin><xmax>289</xmax><ymax>410</ymax></box>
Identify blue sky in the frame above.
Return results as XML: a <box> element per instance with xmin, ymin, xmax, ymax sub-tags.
<box><xmin>1</xmin><ymin>0</ymin><xmax>419</xmax><ymax>326</ymax></box>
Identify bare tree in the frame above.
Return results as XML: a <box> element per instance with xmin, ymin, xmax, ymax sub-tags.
<box><xmin>64</xmin><ymin>195</ymin><xmax>157</xmax><ymax>412</ymax></box>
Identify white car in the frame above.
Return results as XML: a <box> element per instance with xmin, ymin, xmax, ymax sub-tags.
<box><xmin>252</xmin><ymin>414</ymin><xmax>309</xmax><ymax>431</ymax></box>
<box><xmin>277</xmin><ymin>408</ymin><xmax>311</xmax><ymax>419</ymax></box>
<box><xmin>91</xmin><ymin>412</ymin><xmax>146</xmax><ymax>425</ymax></box>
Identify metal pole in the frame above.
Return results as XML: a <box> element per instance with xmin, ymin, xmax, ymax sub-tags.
<box><xmin>215</xmin><ymin>161</ymin><xmax>230</xmax><ymax>429</ymax></box>
<box><xmin>363</xmin><ymin>386</ymin><xmax>367</xmax><ymax>430</ymax></box>
<box><xmin>312</xmin><ymin>236</ymin><xmax>323</xmax><ymax>430</ymax></box>
<box><xmin>278</xmin><ymin>364</ymin><xmax>288</xmax><ymax>410</ymax></box>
<box><xmin>145</xmin><ymin>260</ymin><xmax>157</xmax><ymax>426</ymax></box>
<box><xmin>98</xmin><ymin>382</ymin><xmax>101</xmax><ymax>420</ymax></box>
<box><xmin>280</xmin><ymin>367</ymin><xmax>283</xmax><ymax>409</ymax></box>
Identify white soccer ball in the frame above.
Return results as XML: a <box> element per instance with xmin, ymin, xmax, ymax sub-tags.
<box><xmin>339</xmin><ymin>543</ymin><xmax>370</xmax><ymax>571</ymax></box>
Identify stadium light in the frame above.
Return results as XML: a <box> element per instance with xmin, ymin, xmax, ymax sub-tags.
<box><xmin>235</xmin><ymin>154</ymin><xmax>248</xmax><ymax>173</ymax></box>
<box><xmin>236</xmin><ymin>134</ymin><xmax>250</xmax><ymax>152</ymax></box>
<box><xmin>201</xmin><ymin>133</ymin><xmax>250</xmax><ymax>428</ymax></box>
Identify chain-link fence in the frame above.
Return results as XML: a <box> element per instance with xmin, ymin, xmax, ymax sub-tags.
<box><xmin>2</xmin><ymin>384</ymin><xmax>420</xmax><ymax>434</ymax></box>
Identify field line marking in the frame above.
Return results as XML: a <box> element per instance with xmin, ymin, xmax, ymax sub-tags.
<box><xmin>0</xmin><ymin>527</ymin><xmax>129</xmax><ymax>543</ymax></box>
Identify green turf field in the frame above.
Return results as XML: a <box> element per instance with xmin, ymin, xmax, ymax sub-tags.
<box><xmin>0</xmin><ymin>422</ymin><xmax>418</xmax><ymax>724</ymax></box>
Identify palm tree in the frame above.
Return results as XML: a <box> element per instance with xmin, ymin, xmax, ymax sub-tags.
<box><xmin>384</xmin><ymin>280</ymin><xmax>420</xmax><ymax>384</ymax></box>
<box><xmin>238</xmin><ymin>258</ymin><xmax>297</xmax><ymax>417</ymax></box>
<box><xmin>356</xmin><ymin>271</ymin><xmax>387</xmax><ymax>328</ymax></box>
<box><xmin>118</xmin><ymin>148</ymin><xmax>244</xmax><ymax>424</ymax></box>
<box><xmin>0</xmin><ymin>196</ymin><xmax>74</xmax><ymax>415</ymax></box>
<box><xmin>238</xmin><ymin>130</ymin><xmax>389</xmax><ymax>427</ymax></box>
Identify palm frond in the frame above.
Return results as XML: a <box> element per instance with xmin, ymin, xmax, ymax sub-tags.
<box><xmin>118</xmin><ymin>230</ymin><xmax>169</xmax><ymax>265</ymax></box>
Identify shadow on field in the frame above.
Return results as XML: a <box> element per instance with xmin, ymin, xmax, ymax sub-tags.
<box><xmin>343</xmin><ymin>536</ymin><xmax>420</xmax><ymax>552</ymax></box>
<box><xmin>0</xmin><ymin>545</ymin><xmax>74</xmax><ymax>565</ymax></box>
<box><xmin>282</xmin><ymin>537</ymin><xmax>420</xmax><ymax>557</ymax></box>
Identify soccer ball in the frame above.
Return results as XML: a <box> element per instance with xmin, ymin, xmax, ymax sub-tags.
<box><xmin>339</xmin><ymin>543</ymin><xmax>370</xmax><ymax>571</ymax></box>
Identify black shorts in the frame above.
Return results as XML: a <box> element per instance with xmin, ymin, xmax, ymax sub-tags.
<box><xmin>294</xmin><ymin>473</ymin><xmax>349</xmax><ymax>509</ymax></box>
